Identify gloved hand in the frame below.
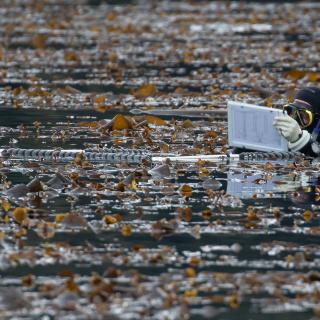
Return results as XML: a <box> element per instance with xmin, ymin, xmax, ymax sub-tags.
<box><xmin>273</xmin><ymin>114</ymin><xmax>302</xmax><ymax>143</ymax></box>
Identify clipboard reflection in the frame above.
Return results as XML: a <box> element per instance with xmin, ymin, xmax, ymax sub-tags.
<box><xmin>225</xmin><ymin>171</ymin><xmax>311</xmax><ymax>199</ymax></box>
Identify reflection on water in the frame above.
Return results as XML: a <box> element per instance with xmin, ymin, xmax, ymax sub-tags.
<box><xmin>0</xmin><ymin>1</ymin><xmax>320</xmax><ymax>319</ymax></box>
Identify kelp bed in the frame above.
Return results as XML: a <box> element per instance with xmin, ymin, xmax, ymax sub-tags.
<box><xmin>1</xmin><ymin>1</ymin><xmax>320</xmax><ymax>319</ymax></box>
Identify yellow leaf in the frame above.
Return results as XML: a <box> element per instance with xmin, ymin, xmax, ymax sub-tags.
<box><xmin>13</xmin><ymin>207</ymin><xmax>28</xmax><ymax>223</ymax></box>
<box><xmin>55</xmin><ymin>213</ymin><xmax>66</xmax><ymax>223</ymax></box>
<box><xmin>112</xmin><ymin>114</ymin><xmax>132</xmax><ymax>131</ymax></box>
<box><xmin>185</xmin><ymin>267</ymin><xmax>196</xmax><ymax>278</ymax></box>
<box><xmin>134</xmin><ymin>84</ymin><xmax>157</xmax><ymax>98</ymax></box>
<box><xmin>229</xmin><ymin>293</ymin><xmax>240</xmax><ymax>309</ymax></box>
<box><xmin>2</xmin><ymin>199</ymin><xmax>10</xmax><ymax>212</ymax></box>
<box><xmin>180</xmin><ymin>184</ymin><xmax>192</xmax><ymax>197</ymax></box>
<box><xmin>189</xmin><ymin>256</ymin><xmax>201</xmax><ymax>266</ymax></box>
<box><xmin>77</xmin><ymin>121</ymin><xmax>99</xmax><ymax>128</ymax></box>
<box><xmin>94</xmin><ymin>95</ymin><xmax>105</xmax><ymax>104</ymax></box>
<box><xmin>130</xmin><ymin>179</ymin><xmax>138</xmax><ymax>190</ymax></box>
<box><xmin>303</xmin><ymin>210</ymin><xmax>313</xmax><ymax>222</ymax></box>
<box><xmin>145</xmin><ymin>115</ymin><xmax>167</xmax><ymax>126</ymax></box>
<box><xmin>199</xmin><ymin>167</ymin><xmax>209</xmax><ymax>177</ymax></box>
<box><xmin>184</xmin><ymin>288</ymin><xmax>198</xmax><ymax>298</ymax></box>
<box><xmin>103</xmin><ymin>215</ymin><xmax>118</xmax><ymax>225</ymax></box>
<box><xmin>308</xmin><ymin>72</ymin><xmax>320</xmax><ymax>82</ymax></box>
<box><xmin>286</xmin><ymin>70</ymin><xmax>306</xmax><ymax>80</ymax></box>
<box><xmin>121</xmin><ymin>224</ymin><xmax>132</xmax><ymax>236</ymax></box>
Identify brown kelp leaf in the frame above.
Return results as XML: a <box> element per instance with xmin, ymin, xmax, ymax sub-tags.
<box><xmin>134</xmin><ymin>84</ymin><xmax>157</xmax><ymax>98</ymax></box>
<box><xmin>180</xmin><ymin>184</ymin><xmax>192</xmax><ymax>197</ymax></box>
<box><xmin>27</xmin><ymin>177</ymin><xmax>43</xmax><ymax>193</ymax></box>
<box><xmin>77</xmin><ymin>121</ymin><xmax>100</xmax><ymax>128</ymax></box>
<box><xmin>103</xmin><ymin>215</ymin><xmax>118</xmax><ymax>225</ymax></box>
<box><xmin>55</xmin><ymin>213</ymin><xmax>66</xmax><ymax>223</ymax></box>
<box><xmin>61</xmin><ymin>213</ymin><xmax>88</xmax><ymax>228</ymax></box>
<box><xmin>286</xmin><ymin>70</ymin><xmax>306</xmax><ymax>80</ymax></box>
<box><xmin>64</xmin><ymin>51</ymin><xmax>80</xmax><ymax>62</ymax></box>
<box><xmin>112</xmin><ymin>114</ymin><xmax>133</xmax><ymax>130</ymax></box>
<box><xmin>182</xmin><ymin>119</ymin><xmax>193</xmax><ymax>128</ymax></box>
<box><xmin>36</xmin><ymin>222</ymin><xmax>55</xmax><ymax>239</ymax></box>
<box><xmin>101</xmin><ymin>114</ymin><xmax>134</xmax><ymax>131</ymax></box>
<box><xmin>2</xmin><ymin>199</ymin><xmax>10</xmax><ymax>212</ymax></box>
<box><xmin>12</xmin><ymin>207</ymin><xmax>29</xmax><ymax>223</ymax></box>
<box><xmin>247</xmin><ymin>206</ymin><xmax>259</xmax><ymax>221</ymax></box>
<box><xmin>303</xmin><ymin>210</ymin><xmax>313</xmax><ymax>222</ymax></box>
<box><xmin>202</xmin><ymin>209</ymin><xmax>212</xmax><ymax>220</ymax></box>
<box><xmin>121</xmin><ymin>224</ymin><xmax>132</xmax><ymax>236</ymax></box>
<box><xmin>32</xmin><ymin>34</ymin><xmax>47</xmax><ymax>49</ymax></box>
<box><xmin>145</xmin><ymin>115</ymin><xmax>167</xmax><ymax>126</ymax></box>
<box><xmin>152</xmin><ymin>218</ymin><xmax>177</xmax><ymax>237</ymax></box>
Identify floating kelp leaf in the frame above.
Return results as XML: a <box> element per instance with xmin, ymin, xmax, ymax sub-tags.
<box><xmin>101</xmin><ymin>114</ymin><xmax>134</xmax><ymax>131</ymax></box>
<box><xmin>6</xmin><ymin>184</ymin><xmax>29</xmax><ymax>199</ymax></box>
<box><xmin>228</xmin><ymin>293</ymin><xmax>240</xmax><ymax>309</ymax></box>
<box><xmin>61</xmin><ymin>213</ymin><xmax>88</xmax><ymax>228</ymax></box>
<box><xmin>55</xmin><ymin>213</ymin><xmax>66</xmax><ymax>223</ymax></box>
<box><xmin>202</xmin><ymin>209</ymin><xmax>212</xmax><ymax>220</ymax></box>
<box><xmin>2</xmin><ymin>199</ymin><xmax>10</xmax><ymax>212</ymax></box>
<box><xmin>103</xmin><ymin>215</ymin><xmax>118</xmax><ymax>225</ymax></box>
<box><xmin>27</xmin><ymin>177</ymin><xmax>43</xmax><ymax>192</ymax></box>
<box><xmin>199</xmin><ymin>167</ymin><xmax>209</xmax><ymax>177</ymax></box>
<box><xmin>46</xmin><ymin>173</ymin><xmax>70</xmax><ymax>189</ymax></box>
<box><xmin>121</xmin><ymin>224</ymin><xmax>132</xmax><ymax>236</ymax></box>
<box><xmin>180</xmin><ymin>184</ymin><xmax>192</xmax><ymax>197</ymax></box>
<box><xmin>32</xmin><ymin>34</ymin><xmax>47</xmax><ymax>49</ymax></box>
<box><xmin>12</xmin><ymin>207</ymin><xmax>29</xmax><ymax>223</ymax></box>
<box><xmin>191</xmin><ymin>224</ymin><xmax>201</xmax><ymax>239</ymax></box>
<box><xmin>21</xmin><ymin>274</ymin><xmax>35</xmax><ymax>288</ymax></box>
<box><xmin>152</xmin><ymin>218</ymin><xmax>177</xmax><ymax>238</ymax></box>
<box><xmin>202</xmin><ymin>178</ymin><xmax>222</xmax><ymax>190</ymax></box>
<box><xmin>36</xmin><ymin>222</ymin><xmax>55</xmax><ymax>239</ymax></box>
<box><xmin>247</xmin><ymin>206</ymin><xmax>259</xmax><ymax>221</ymax></box>
<box><xmin>303</xmin><ymin>210</ymin><xmax>313</xmax><ymax>222</ymax></box>
<box><xmin>77</xmin><ymin>121</ymin><xmax>99</xmax><ymax>128</ymax></box>
<box><xmin>286</xmin><ymin>70</ymin><xmax>306</xmax><ymax>80</ymax></box>
<box><xmin>145</xmin><ymin>115</ymin><xmax>167</xmax><ymax>126</ymax></box>
<box><xmin>182</xmin><ymin>119</ymin><xmax>194</xmax><ymax>128</ymax></box>
<box><xmin>134</xmin><ymin>84</ymin><xmax>157</xmax><ymax>98</ymax></box>
<box><xmin>149</xmin><ymin>164</ymin><xmax>170</xmax><ymax>178</ymax></box>
<box><xmin>185</xmin><ymin>267</ymin><xmax>196</xmax><ymax>278</ymax></box>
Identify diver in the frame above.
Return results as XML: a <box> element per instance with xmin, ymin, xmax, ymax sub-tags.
<box><xmin>273</xmin><ymin>87</ymin><xmax>320</xmax><ymax>157</ymax></box>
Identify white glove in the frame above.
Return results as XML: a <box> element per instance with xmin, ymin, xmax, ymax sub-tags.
<box><xmin>273</xmin><ymin>115</ymin><xmax>301</xmax><ymax>143</ymax></box>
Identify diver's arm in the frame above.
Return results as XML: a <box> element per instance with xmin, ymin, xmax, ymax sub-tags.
<box><xmin>273</xmin><ymin>115</ymin><xmax>317</xmax><ymax>156</ymax></box>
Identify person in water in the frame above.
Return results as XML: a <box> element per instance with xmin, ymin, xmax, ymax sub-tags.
<box><xmin>273</xmin><ymin>86</ymin><xmax>320</xmax><ymax>157</ymax></box>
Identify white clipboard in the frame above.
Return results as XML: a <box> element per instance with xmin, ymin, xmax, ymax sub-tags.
<box><xmin>227</xmin><ymin>101</ymin><xmax>288</xmax><ymax>152</ymax></box>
